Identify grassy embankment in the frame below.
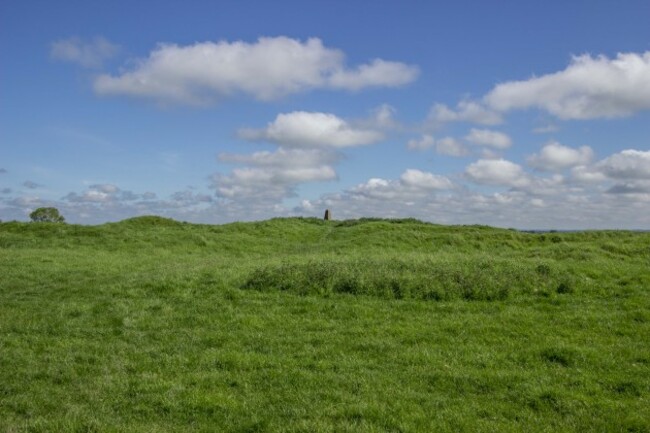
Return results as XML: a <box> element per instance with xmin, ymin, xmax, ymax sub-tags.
<box><xmin>1</xmin><ymin>216</ymin><xmax>649</xmax><ymax>432</ymax></box>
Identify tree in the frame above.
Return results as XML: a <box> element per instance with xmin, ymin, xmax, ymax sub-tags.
<box><xmin>29</xmin><ymin>207</ymin><xmax>65</xmax><ymax>223</ymax></box>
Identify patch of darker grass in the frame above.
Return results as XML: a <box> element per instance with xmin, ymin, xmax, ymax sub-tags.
<box><xmin>540</xmin><ymin>347</ymin><xmax>574</xmax><ymax>367</ymax></box>
<box><xmin>241</xmin><ymin>257</ymin><xmax>576</xmax><ymax>302</ymax></box>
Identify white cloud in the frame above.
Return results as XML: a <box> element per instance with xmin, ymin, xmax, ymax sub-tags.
<box><xmin>407</xmin><ymin>134</ymin><xmax>435</xmax><ymax>151</ymax></box>
<box><xmin>239</xmin><ymin>111</ymin><xmax>383</xmax><ymax>148</ymax></box>
<box><xmin>5</xmin><ymin>150</ymin><xmax>650</xmax><ymax>228</ymax></box>
<box><xmin>464</xmin><ymin>128</ymin><xmax>512</xmax><ymax>149</ymax></box>
<box><xmin>292</xmin><ymin>165</ymin><xmax>650</xmax><ymax>229</ymax></box>
<box><xmin>213</xmin><ymin>166</ymin><xmax>336</xmax><ymax>202</ymax></box>
<box><xmin>400</xmin><ymin>169</ymin><xmax>454</xmax><ymax>190</ymax></box>
<box><xmin>436</xmin><ymin>137</ymin><xmax>469</xmax><ymax>157</ymax></box>
<box><xmin>213</xmin><ymin>147</ymin><xmax>339</xmax><ymax>202</ymax></box>
<box><xmin>328</xmin><ymin>59</ymin><xmax>419</xmax><ymax>90</ymax></box>
<box><xmin>485</xmin><ymin>52</ymin><xmax>650</xmax><ymax>119</ymax></box>
<box><xmin>407</xmin><ymin>135</ymin><xmax>468</xmax><ymax>156</ymax></box>
<box><xmin>571</xmin><ymin>165</ymin><xmax>608</xmax><ymax>183</ymax></box>
<box><xmin>348</xmin><ymin>178</ymin><xmax>400</xmax><ymax>200</ymax></box>
<box><xmin>569</xmin><ymin>149</ymin><xmax>650</xmax><ymax>188</ymax></box>
<box><xmin>528</xmin><ymin>141</ymin><xmax>594</xmax><ymax>171</ymax></box>
<box><xmin>214</xmin><ymin>110</ymin><xmax>381</xmax><ymax>203</ymax></box>
<box><xmin>428</xmin><ymin>101</ymin><xmax>503</xmax><ymax>126</ymax></box>
<box><xmin>370</xmin><ymin>104</ymin><xmax>398</xmax><ymax>129</ymax></box>
<box><xmin>348</xmin><ymin>104</ymin><xmax>401</xmax><ymax>131</ymax></box>
<box><xmin>51</xmin><ymin>37</ymin><xmax>119</xmax><ymax>68</ymax></box>
<box><xmin>465</xmin><ymin>159</ymin><xmax>529</xmax><ymax>187</ymax></box>
<box><xmin>225</xmin><ymin>166</ymin><xmax>336</xmax><ymax>186</ymax></box>
<box><xmin>345</xmin><ymin>169</ymin><xmax>453</xmax><ymax>201</ymax></box>
<box><xmin>596</xmin><ymin>149</ymin><xmax>650</xmax><ymax>179</ymax></box>
<box><xmin>94</xmin><ymin>37</ymin><xmax>418</xmax><ymax>104</ymax></box>
<box><xmin>63</xmin><ymin>184</ymin><xmax>152</xmax><ymax>203</ymax></box>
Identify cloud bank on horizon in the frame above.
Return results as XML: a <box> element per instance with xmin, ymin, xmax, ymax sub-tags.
<box><xmin>2</xmin><ymin>9</ymin><xmax>650</xmax><ymax>230</ymax></box>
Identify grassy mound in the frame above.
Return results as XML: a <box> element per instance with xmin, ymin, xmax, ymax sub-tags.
<box><xmin>114</xmin><ymin>215</ymin><xmax>185</xmax><ymax>227</ymax></box>
<box><xmin>1</xmin><ymin>217</ymin><xmax>648</xmax><ymax>432</ymax></box>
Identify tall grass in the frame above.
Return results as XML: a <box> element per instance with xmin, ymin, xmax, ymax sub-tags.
<box><xmin>242</xmin><ymin>254</ymin><xmax>577</xmax><ymax>301</ymax></box>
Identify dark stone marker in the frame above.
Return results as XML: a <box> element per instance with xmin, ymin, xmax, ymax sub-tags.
<box><xmin>324</xmin><ymin>209</ymin><xmax>331</xmax><ymax>221</ymax></box>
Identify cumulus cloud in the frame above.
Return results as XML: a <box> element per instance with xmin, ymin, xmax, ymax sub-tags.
<box><xmin>528</xmin><ymin>141</ymin><xmax>594</xmax><ymax>171</ymax></box>
<box><xmin>334</xmin><ymin>104</ymin><xmax>400</xmax><ymax>132</ymax></box>
<box><xmin>570</xmin><ymin>165</ymin><xmax>608</xmax><ymax>184</ymax></box>
<box><xmin>429</xmin><ymin>101</ymin><xmax>503</xmax><ymax>125</ymax></box>
<box><xmin>569</xmin><ymin>149</ymin><xmax>650</xmax><ymax>189</ymax></box>
<box><xmin>400</xmin><ymin>169</ymin><xmax>454</xmax><ymax>190</ymax></box>
<box><xmin>407</xmin><ymin>135</ymin><xmax>468</xmax><ymax>156</ymax></box>
<box><xmin>213</xmin><ymin>166</ymin><xmax>336</xmax><ymax>202</ymax></box>
<box><xmin>344</xmin><ymin>169</ymin><xmax>453</xmax><ymax>201</ymax></box>
<box><xmin>407</xmin><ymin>134</ymin><xmax>435</xmax><ymax>151</ymax></box>
<box><xmin>328</xmin><ymin>59</ymin><xmax>419</xmax><ymax>90</ymax></box>
<box><xmin>294</xmin><ymin>166</ymin><xmax>650</xmax><ymax>229</ymax></box>
<box><xmin>50</xmin><ymin>36</ymin><xmax>119</xmax><ymax>68</ymax></box>
<box><xmin>1</xmin><ymin>188</ymin><xmax>11</xmax><ymax>194</ymax></box>
<box><xmin>464</xmin><ymin>128</ymin><xmax>512</xmax><ymax>149</ymax></box>
<box><xmin>227</xmin><ymin>166</ymin><xmax>335</xmax><ymax>186</ymax></box>
<box><xmin>63</xmin><ymin>184</ymin><xmax>154</xmax><ymax>203</ymax></box>
<box><xmin>214</xmin><ymin>110</ymin><xmax>381</xmax><ymax>204</ymax></box>
<box><xmin>465</xmin><ymin>159</ymin><xmax>530</xmax><ymax>187</ymax></box>
<box><xmin>485</xmin><ymin>51</ymin><xmax>650</xmax><ymax>119</ymax></box>
<box><xmin>369</xmin><ymin>104</ymin><xmax>399</xmax><ymax>129</ymax></box>
<box><xmin>4</xmin><ymin>150</ymin><xmax>650</xmax><ymax>228</ymax></box>
<box><xmin>213</xmin><ymin>148</ymin><xmax>339</xmax><ymax>202</ymax></box>
<box><xmin>93</xmin><ymin>37</ymin><xmax>418</xmax><ymax>105</ymax></box>
<box><xmin>596</xmin><ymin>149</ymin><xmax>650</xmax><ymax>179</ymax></box>
<box><xmin>436</xmin><ymin>137</ymin><xmax>469</xmax><ymax>157</ymax></box>
<box><xmin>238</xmin><ymin>111</ymin><xmax>383</xmax><ymax>148</ymax></box>
<box><xmin>0</xmin><ymin>168</ymin><xmax>7</xmax><ymax>174</ymax></box>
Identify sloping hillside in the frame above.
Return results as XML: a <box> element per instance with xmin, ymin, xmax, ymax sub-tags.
<box><xmin>1</xmin><ymin>217</ymin><xmax>648</xmax><ymax>432</ymax></box>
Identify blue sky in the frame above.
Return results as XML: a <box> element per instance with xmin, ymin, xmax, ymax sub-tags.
<box><xmin>1</xmin><ymin>0</ymin><xmax>650</xmax><ymax>228</ymax></box>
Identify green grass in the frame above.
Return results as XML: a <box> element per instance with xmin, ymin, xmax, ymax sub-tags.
<box><xmin>1</xmin><ymin>216</ymin><xmax>649</xmax><ymax>432</ymax></box>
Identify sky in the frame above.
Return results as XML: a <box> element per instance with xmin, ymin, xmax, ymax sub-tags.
<box><xmin>1</xmin><ymin>0</ymin><xmax>650</xmax><ymax>229</ymax></box>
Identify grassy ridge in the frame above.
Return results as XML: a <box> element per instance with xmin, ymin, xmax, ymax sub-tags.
<box><xmin>1</xmin><ymin>217</ymin><xmax>649</xmax><ymax>432</ymax></box>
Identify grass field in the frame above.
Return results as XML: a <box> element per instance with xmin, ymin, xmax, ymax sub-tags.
<box><xmin>1</xmin><ymin>216</ymin><xmax>649</xmax><ymax>432</ymax></box>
